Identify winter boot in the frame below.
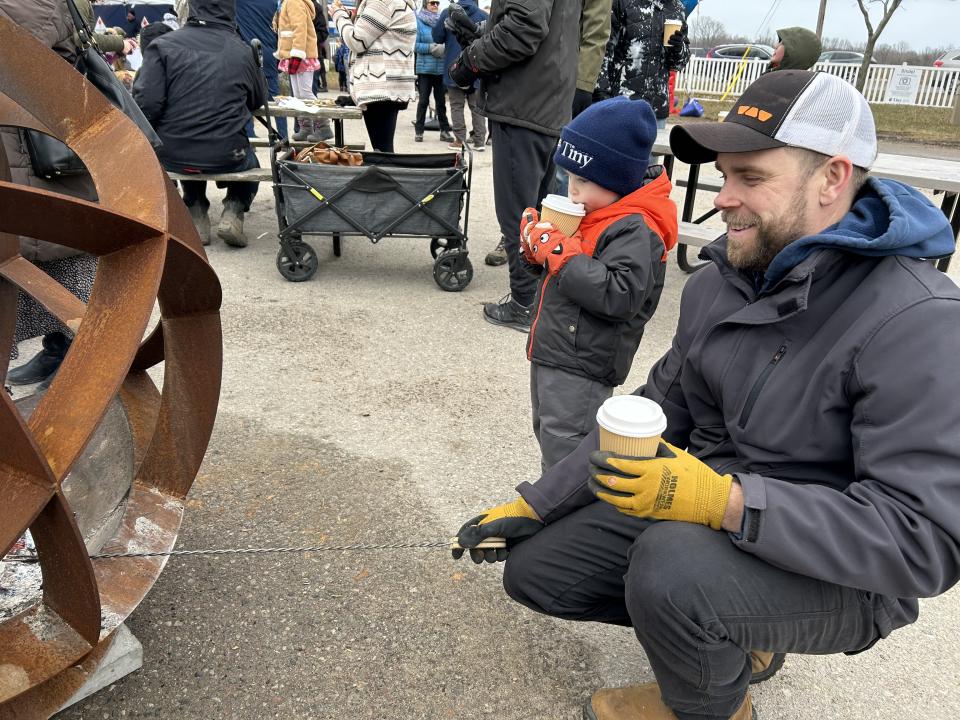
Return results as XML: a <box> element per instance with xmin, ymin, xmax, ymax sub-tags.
<box><xmin>749</xmin><ymin>651</ymin><xmax>786</xmax><ymax>684</ymax></box>
<box><xmin>307</xmin><ymin>118</ymin><xmax>334</xmax><ymax>143</ymax></box>
<box><xmin>584</xmin><ymin>682</ymin><xmax>756</xmax><ymax>720</ymax></box>
<box><xmin>187</xmin><ymin>203</ymin><xmax>211</xmax><ymax>245</ymax></box>
<box><xmin>293</xmin><ymin>118</ymin><xmax>312</xmax><ymax>141</ymax></box>
<box><xmin>484</xmin><ymin>237</ymin><xmax>507</xmax><ymax>266</ymax></box>
<box><xmin>7</xmin><ymin>332</ymin><xmax>70</xmax><ymax>385</ymax></box>
<box><xmin>482</xmin><ymin>294</ymin><xmax>531</xmax><ymax>333</ymax></box>
<box><xmin>217</xmin><ymin>199</ymin><xmax>248</xmax><ymax>248</ymax></box>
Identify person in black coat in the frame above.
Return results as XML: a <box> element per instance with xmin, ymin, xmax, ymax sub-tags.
<box><xmin>134</xmin><ymin>0</ymin><xmax>266</xmax><ymax>248</ymax></box>
<box><xmin>236</xmin><ymin>0</ymin><xmax>289</xmax><ymax>138</ymax></box>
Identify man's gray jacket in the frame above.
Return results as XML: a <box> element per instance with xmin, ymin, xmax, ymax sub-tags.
<box><xmin>517</xmin><ymin>178</ymin><xmax>960</xmax><ymax>639</ymax></box>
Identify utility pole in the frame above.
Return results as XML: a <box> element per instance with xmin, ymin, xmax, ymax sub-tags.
<box><xmin>816</xmin><ymin>0</ymin><xmax>827</xmax><ymax>38</ymax></box>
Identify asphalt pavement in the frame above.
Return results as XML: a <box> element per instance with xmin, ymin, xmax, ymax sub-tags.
<box><xmin>51</xmin><ymin>108</ymin><xmax>960</xmax><ymax>719</ymax></box>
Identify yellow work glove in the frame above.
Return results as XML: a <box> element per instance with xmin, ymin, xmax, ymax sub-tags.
<box><xmin>452</xmin><ymin>497</ymin><xmax>543</xmax><ymax>564</ymax></box>
<box><xmin>588</xmin><ymin>442</ymin><xmax>733</xmax><ymax>531</ymax></box>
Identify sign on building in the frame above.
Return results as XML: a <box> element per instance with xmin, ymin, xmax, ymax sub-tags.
<box><xmin>884</xmin><ymin>66</ymin><xmax>921</xmax><ymax>104</ymax></box>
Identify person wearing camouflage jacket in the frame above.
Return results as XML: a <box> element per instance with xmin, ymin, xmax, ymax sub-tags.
<box><xmin>595</xmin><ymin>0</ymin><xmax>689</xmax><ymax>120</ymax></box>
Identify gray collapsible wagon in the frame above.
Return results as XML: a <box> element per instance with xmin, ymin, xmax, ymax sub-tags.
<box><xmin>269</xmin><ymin>147</ymin><xmax>474</xmax><ymax>291</ymax></box>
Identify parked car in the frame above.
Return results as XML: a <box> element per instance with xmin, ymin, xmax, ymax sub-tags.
<box><xmin>689</xmin><ymin>46</ymin><xmax>707</xmax><ymax>58</ymax></box>
<box><xmin>706</xmin><ymin>44</ymin><xmax>774</xmax><ymax>60</ymax></box>
<box><xmin>818</xmin><ymin>50</ymin><xmax>865</xmax><ymax>64</ymax></box>
<box><xmin>934</xmin><ymin>49</ymin><xmax>960</xmax><ymax>68</ymax></box>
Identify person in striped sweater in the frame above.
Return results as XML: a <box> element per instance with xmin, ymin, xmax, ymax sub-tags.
<box><xmin>330</xmin><ymin>0</ymin><xmax>417</xmax><ymax>152</ymax></box>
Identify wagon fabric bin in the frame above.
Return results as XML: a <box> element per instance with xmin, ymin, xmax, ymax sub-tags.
<box><xmin>271</xmin><ymin>150</ymin><xmax>474</xmax><ymax>291</ymax></box>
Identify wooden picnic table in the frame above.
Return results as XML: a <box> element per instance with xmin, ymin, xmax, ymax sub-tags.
<box><xmin>656</xmin><ymin>128</ymin><xmax>960</xmax><ymax>272</ymax></box>
<box><xmin>254</xmin><ymin>103</ymin><xmax>363</xmax><ymax>148</ymax></box>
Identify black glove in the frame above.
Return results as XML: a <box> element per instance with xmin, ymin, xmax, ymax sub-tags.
<box><xmin>446</xmin><ymin>3</ymin><xmax>481</xmax><ymax>47</ymax></box>
<box><xmin>449</xmin><ymin>48</ymin><xmax>480</xmax><ymax>92</ymax></box>
<box><xmin>664</xmin><ymin>22</ymin><xmax>687</xmax><ymax>67</ymax></box>
<box><xmin>572</xmin><ymin>88</ymin><xmax>593</xmax><ymax>118</ymax></box>
<box><xmin>452</xmin><ymin>497</ymin><xmax>544</xmax><ymax>564</ymax></box>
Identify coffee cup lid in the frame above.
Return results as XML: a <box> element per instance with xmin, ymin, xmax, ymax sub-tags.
<box><xmin>541</xmin><ymin>194</ymin><xmax>585</xmax><ymax>217</ymax></box>
<box><xmin>596</xmin><ymin>395</ymin><xmax>667</xmax><ymax>438</ymax></box>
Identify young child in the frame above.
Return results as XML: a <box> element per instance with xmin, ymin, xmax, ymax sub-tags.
<box><xmin>274</xmin><ymin>0</ymin><xmax>333</xmax><ymax>142</ymax></box>
<box><xmin>334</xmin><ymin>37</ymin><xmax>349</xmax><ymax>92</ymax></box>
<box><xmin>520</xmin><ymin>96</ymin><xmax>678</xmax><ymax>471</ymax></box>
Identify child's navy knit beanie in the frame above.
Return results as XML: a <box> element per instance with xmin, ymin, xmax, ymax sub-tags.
<box><xmin>553</xmin><ymin>96</ymin><xmax>658</xmax><ymax>198</ymax></box>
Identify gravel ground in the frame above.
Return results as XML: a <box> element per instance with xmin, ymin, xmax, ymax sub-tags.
<box><xmin>33</xmin><ymin>107</ymin><xmax>960</xmax><ymax>719</ymax></box>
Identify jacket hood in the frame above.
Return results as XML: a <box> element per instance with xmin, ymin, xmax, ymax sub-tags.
<box><xmin>579</xmin><ymin>168</ymin><xmax>679</xmax><ymax>255</ymax></box>
<box><xmin>189</xmin><ymin>0</ymin><xmax>236</xmax><ymax>27</ymax></box>
<box><xmin>761</xmin><ymin>177</ymin><xmax>955</xmax><ymax>291</ymax></box>
<box><xmin>776</xmin><ymin>26</ymin><xmax>821</xmax><ymax>71</ymax></box>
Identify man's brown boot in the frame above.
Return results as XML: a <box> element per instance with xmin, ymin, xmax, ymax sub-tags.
<box><xmin>583</xmin><ymin>681</ymin><xmax>756</xmax><ymax>720</ymax></box>
<box><xmin>749</xmin><ymin>651</ymin><xmax>786</xmax><ymax>684</ymax></box>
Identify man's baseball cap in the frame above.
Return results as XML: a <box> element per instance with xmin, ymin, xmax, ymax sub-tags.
<box><xmin>670</xmin><ymin>70</ymin><xmax>877</xmax><ymax>169</ymax></box>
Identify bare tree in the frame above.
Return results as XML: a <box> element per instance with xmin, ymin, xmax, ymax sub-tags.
<box><xmin>855</xmin><ymin>0</ymin><xmax>904</xmax><ymax>90</ymax></box>
<box><xmin>689</xmin><ymin>15</ymin><xmax>727</xmax><ymax>50</ymax></box>
<box><xmin>822</xmin><ymin>36</ymin><xmax>863</xmax><ymax>52</ymax></box>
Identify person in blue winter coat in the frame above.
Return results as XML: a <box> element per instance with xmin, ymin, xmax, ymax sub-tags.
<box><xmin>333</xmin><ymin>37</ymin><xmax>349</xmax><ymax>91</ymax></box>
<box><xmin>454</xmin><ymin>71</ymin><xmax>960</xmax><ymax>720</ymax></box>
<box><xmin>432</xmin><ymin>0</ymin><xmax>487</xmax><ymax>150</ymax></box>
<box><xmin>413</xmin><ymin>0</ymin><xmax>453</xmax><ymax>142</ymax></box>
<box><xmin>236</xmin><ymin>0</ymin><xmax>288</xmax><ymax>138</ymax></box>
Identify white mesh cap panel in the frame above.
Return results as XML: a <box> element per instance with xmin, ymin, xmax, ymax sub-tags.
<box><xmin>774</xmin><ymin>72</ymin><xmax>877</xmax><ymax>169</ymax></box>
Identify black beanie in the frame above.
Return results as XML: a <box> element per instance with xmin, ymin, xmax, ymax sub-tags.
<box><xmin>553</xmin><ymin>96</ymin><xmax>658</xmax><ymax>197</ymax></box>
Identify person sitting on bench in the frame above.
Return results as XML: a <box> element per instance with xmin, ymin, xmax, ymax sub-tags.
<box><xmin>134</xmin><ymin>0</ymin><xmax>266</xmax><ymax>247</ymax></box>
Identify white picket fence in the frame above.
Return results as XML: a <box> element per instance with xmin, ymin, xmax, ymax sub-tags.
<box><xmin>675</xmin><ymin>56</ymin><xmax>960</xmax><ymax>108</ymax></box>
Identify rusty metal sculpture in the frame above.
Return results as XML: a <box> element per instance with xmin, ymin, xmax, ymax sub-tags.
<box><xmin>0</xmin><ymin>16</ymin><xmax>222</xmax><ymax>717</ymax></box>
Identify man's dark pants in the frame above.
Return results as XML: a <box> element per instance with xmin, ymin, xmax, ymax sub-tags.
<box><xmin>171</xmin><ymin>147</ymin><xmax>260</xmax><ymax>213</ymax></box>
<box><xmin>490</xmin><ymin>120</ymin><xmax>557</xmax><ymax>307</ymax></box>
<box><xmin>503</xmin><ymin>502</ymin><xmax>881</xmax><ymax>720</ymax></box>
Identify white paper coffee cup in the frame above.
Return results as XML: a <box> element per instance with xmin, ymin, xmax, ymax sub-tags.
<box><xmin>540</xmin><ymin>194</ymin><xmax>586</xmax><ymax>236</ymax></box>
<box><xmin>596</xmin><ymin>395</ymin><xmax>667</xmax><ymax>457</ymax></box>
<box><xmin>663</xmin><ymin>18</ymin><xmax>683</xmax><ymax>47</ymax></box>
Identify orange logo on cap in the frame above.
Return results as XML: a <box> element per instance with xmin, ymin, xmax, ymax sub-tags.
<box><xmin>737</xmin><ymin>105</ymin><xmax>773</xmax><ymax>122</ymax></box>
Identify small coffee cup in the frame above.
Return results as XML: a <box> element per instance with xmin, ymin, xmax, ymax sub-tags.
<box><xmin>540</xmin><ymin>194</ymin><xmax>586</xmax><ymax>236</ymax></box>
<box><xmin>596</xmin><ymin>395</ymin><xmax>667</xmax><ymax>457</ymax></box>
<box><xmin>662</xmin><ymin>18</ymin><xmax>683</xmax><ymax>47</ymax></box>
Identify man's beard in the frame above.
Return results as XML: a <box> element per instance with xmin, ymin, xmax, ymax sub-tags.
<box><xmin>723</xmin><ymin>191</ymin><xmax>809</xmax><ymax>274</ymax></box>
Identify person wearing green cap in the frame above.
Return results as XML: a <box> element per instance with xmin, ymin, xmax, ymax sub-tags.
<box><xmin>768</xmin><ymin>26</ymin><xmax>821</xmax><ymax>72</ymax></box>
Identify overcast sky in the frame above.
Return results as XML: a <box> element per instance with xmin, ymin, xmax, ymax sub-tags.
<box><xmin>690</xmin><ymin>0</ymin><xmax>958</xmax><ymax>51</ymax></box>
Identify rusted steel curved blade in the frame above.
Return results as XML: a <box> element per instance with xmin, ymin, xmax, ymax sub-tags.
<box><xmin>0</xmin><ymin>391</ymin><xmax>56</xmax><ymax>557</ymax></box>
<box><xmin>30</xmin><ymin>491</ymin><xmax>102</xmax><ymax>646</ymax></box>
<box><xmin>29</xmin><ymin>236</ymin><xmax>167</xmax><ymax>483</ymax></box>
<box><xmin>0</xmin><ymin>257</ymin><xmax>86</xmax><ymax>333</ymax></box>
<box><xmin>0</xmin><ymin>11</ymin><xmax>222</xmax><ymax>712</ymax></box>
<box><xmin>0</xmin><ymin>183</ymin><xmax>162</xmax><ymax>256</ymax></box>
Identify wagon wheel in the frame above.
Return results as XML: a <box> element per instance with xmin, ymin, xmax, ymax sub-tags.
<box><xmin>433</xmin><ymin>249</ymin><xmax>473</xmax><ymax>292</ymax></box>
<box><xmin>276</xmin><ymin>241</ymin><xmax>319</xmax><ymax>282</ymax></box>
<box><xmin>430</xmin><ymin>237</ymin><xmax>449</xmax><ymax>259</ymax></box>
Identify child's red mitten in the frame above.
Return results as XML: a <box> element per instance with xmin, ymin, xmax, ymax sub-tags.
<box><xmin>530</xmin><ymin>224</ymin><xmax>584</xmax><ymax>275</ymax></box>
<box><xmin>519</xmin><ymin>207</ymin><xmax>540</xmax><ymax>265</ymax></box>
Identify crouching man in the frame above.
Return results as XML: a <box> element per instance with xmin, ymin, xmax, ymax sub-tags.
<box><xmin>454</xmin><ymin>70</ymin><xmax>960</xmax><ymax>720</ymax></box>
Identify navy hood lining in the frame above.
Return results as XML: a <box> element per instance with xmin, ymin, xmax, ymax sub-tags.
<box><xmin>758</xmin><ymin>177</ymin><xmax>956</xmax><ymax>292</ymax></box>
